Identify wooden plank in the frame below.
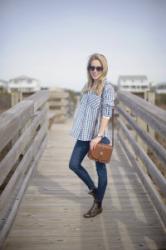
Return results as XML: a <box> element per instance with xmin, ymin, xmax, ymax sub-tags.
<box><xmin>26</xmin><ymin>90</ymin><xmax>49</xmax><ymax>112</ymax></box>
<box><xmin>0</xmin><ymin>122</ymin><xmax>47</xmax><ymax>214</ymax></box>
<box><xmin>117</xmin><ymin>105</ymin><xmax>166</xmax><ymax>167</ymax></box>
<box><xmin>0</xmin><ymin>136</ymin><xmax>47</xmax><ymax>248</ymax></box>
<box><xmin>117</xmin><ymin>90</ymin><xmax>166</xmax><ymax>138</ymax></box>
<box><xmin>0</xmin><ymin>101</ymin><xmax>34</xmax><ymax>152</ymax></box>
<box><xmin>0</xmin><ymin>106</ymin><xmax>47</xmax><ymax>186</ymax></box>
<box><xmin>118</xmin><ymin>118</ymin><xmax>166</xmax><ymax>197</ymax></box>
<box><xmin>118</xmin><ymin>133</ymin><xmax>166</xmax><ymax>226</ymax></box>
<box><xmin>118</xmin><ymin>90</ymin><xmax>166</xmax><ymax>122</ymax></box>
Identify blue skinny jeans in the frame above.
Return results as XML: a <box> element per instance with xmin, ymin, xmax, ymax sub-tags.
<box><xmin>69</xmin><ymin>138</ymin><xmax>109</xmax><ymax>203</ymax></box>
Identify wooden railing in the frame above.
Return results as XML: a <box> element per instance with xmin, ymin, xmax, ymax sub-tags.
<box><xmin>116</xmin><ymin>90</ymin><xmax>166</xmax><ymax>226</ymax></box>
<box><xmin>0</xmin><ymin>90</ymin><xmax>49</xmax><ymax>247</ymax></box>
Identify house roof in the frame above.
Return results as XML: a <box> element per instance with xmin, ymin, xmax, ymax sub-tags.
<box><xmin>9</xmin><ymin>75</ymin><xmax>39</xmax><ymax>82</ymax></box>
<box><xmin>118</xmin><ymin>75</ymin><xmax>148</xmax><ymax>81</ymax></box>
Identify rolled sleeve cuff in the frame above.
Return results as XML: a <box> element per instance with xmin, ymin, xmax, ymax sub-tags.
<box><xmin>102</xmin><ymin>105</ymin><xmax>113</xmax><ymax>117</ymax></box>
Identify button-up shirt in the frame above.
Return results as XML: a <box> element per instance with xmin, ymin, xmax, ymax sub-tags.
<box><xmin>70</xmin><ymin>81</ymin><xmax>115</xmax><ymax>142</ymax></box>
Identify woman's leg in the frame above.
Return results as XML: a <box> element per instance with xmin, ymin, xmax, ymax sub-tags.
<box><xmin>69</xmin><ymin>140</ymin><xmax>96</xmax><ymax>190</ymax></box>
<box><xmin>83</xmin><ymin>161</ymin><xmax>107</xmax><ymax>218</ymax></box>
<box><xmin>95</xmin><ymin>161</ymin><xmax>107</xmax><ymax>202</ymax></box>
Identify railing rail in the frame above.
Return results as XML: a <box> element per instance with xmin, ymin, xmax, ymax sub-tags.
<box><xmin>0</xmin><ymin>90</ymin><xmax>49</xmax><ymax>248</ymax></box>
<box><xmin>116</xmin><ymin>90</ymin><xmax>166</xmax><ymax>226</ymax></box>
<box><xmin>117</xmin><ymin>91</ymin><xmax>166</xmax><ymax>137</ymax></box>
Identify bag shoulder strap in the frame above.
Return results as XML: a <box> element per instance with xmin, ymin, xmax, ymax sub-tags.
<box><xmin>111</xmin><ymin>108</ymin><xmax>114</xmax><ymax>147</ymax></box>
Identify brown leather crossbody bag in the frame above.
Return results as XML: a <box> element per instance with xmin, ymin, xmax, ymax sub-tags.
<box><xmin>87</xmin><ymin>108</ymin><xmax>114</xmax><ymax>163</ymax></box>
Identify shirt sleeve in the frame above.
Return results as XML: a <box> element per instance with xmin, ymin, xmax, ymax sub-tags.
<box><xmin>101</xmin><ymin>84</ymin><xmax>115</xmax><ymax>117</ymax></box>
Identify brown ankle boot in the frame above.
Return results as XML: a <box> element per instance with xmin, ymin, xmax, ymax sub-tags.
<box><xmin>83</xmin><ymin>200</ymin><xmax>102</xmax><ymax>218</ymax></box>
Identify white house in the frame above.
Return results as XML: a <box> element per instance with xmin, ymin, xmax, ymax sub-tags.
<box><xmin>8</xmin><ymin>75</ymin><xmax>40</xmax><ymax>93</ymax></box>
<box><xmin>118</xmin><ymin>75</ymin><xmax>149</xmax><ymax>93</ymax></box>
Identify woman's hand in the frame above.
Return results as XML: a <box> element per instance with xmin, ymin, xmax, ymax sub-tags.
<box><xmin>90</xmin><ymin>137</ymin><xmax>101</xmax><ymax>151</ymax></box>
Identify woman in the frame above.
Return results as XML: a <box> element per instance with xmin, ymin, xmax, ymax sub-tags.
<box><xmin>69</xmin><ymin>53</ymin><xmax>114</xmax><ymax>218</ymax></box>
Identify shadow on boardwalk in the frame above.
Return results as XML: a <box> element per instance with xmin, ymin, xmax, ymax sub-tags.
<box><xmin>3</xmin><ymin>119</ymin><xmax>166</xmax><ymax>250</ymax></box>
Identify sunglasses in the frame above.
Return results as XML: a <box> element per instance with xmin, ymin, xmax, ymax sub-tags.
<box><xmin>88</xmin><ymin>65</ymin><xmax>103</xmax><ymax>72</ymax></box>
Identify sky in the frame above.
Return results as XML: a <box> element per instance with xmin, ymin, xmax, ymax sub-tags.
<box><xmin>0</xmin><ymin>0</ymin><xmax>166</xmax><ymax>91</ymax></box>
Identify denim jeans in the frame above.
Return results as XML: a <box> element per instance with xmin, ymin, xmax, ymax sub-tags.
<box><xmin>69</xmin><ymin>137</ymin><xmax>109</xmax><ymax>202</ymax></box>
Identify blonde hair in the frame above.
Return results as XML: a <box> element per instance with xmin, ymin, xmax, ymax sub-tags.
<box><xmin>81</xmin><ymin>53</ymin><xmax>108</xmax><ymax>96</ymax></box>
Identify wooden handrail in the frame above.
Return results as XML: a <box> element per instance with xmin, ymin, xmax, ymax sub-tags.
<box><xmin>0</xmin><ymin>90</ymin><xmax>48</xmax><ymax>248</ymax></box>
<box><xmin>118</xmin><ymin>118</ymin><xmax>166</xmax><ymax>197</ymax></box>
<box><xmin>117</xmin><ymin>90</ymin><xmax>166</xmax><ymax>138</ymax></box>
<box><xmin>117</xmin><ymin>105</ymin><xmax>166</xmax><ymax>167</ymax></box>
<box><xmin>116</xmin><ymin>90</ymin><xmax>166</xmax><ymax>226</ymax></box>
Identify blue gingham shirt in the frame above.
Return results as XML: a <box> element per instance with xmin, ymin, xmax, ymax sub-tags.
<box><xmin>70</xmin><ymin>81</ymin><xmax>115</xmax><ymax>141</ymax></box>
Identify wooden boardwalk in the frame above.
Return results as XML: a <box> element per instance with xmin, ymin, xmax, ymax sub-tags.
<box><xmin>3</xmin><ymin>119</ymin><xmax>166</xmax><ymax>250</ymax></box>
